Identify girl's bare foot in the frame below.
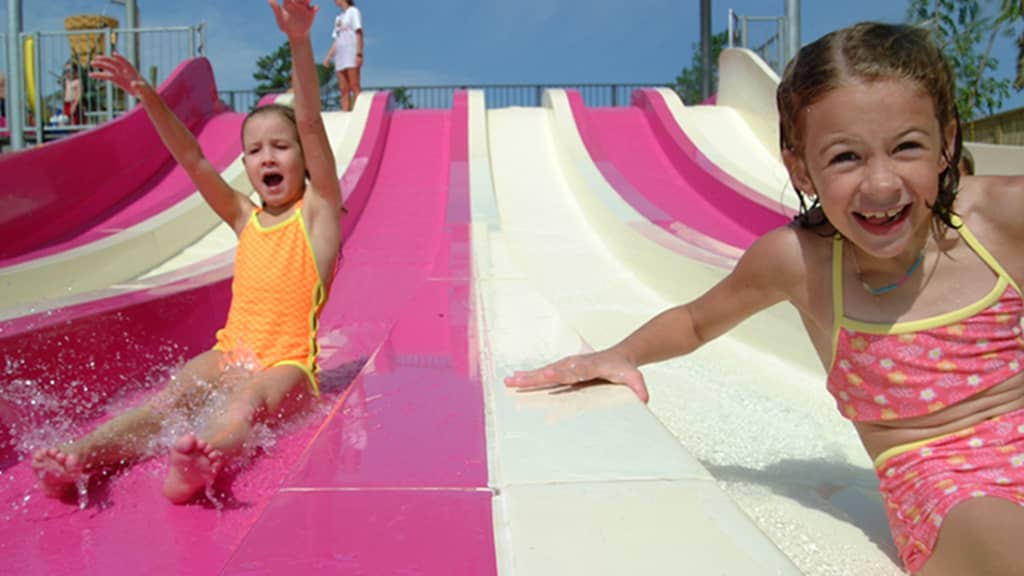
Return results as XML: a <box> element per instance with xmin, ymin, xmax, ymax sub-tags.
<box><xmin>163</xmin><ymin>434</ymin><xmax>223</xmax><ymax>504</ymax></box>
<box><xmin>31</xmin><ymin>448</ymin><xmax>83</xmax><ymax>498</ymax></box>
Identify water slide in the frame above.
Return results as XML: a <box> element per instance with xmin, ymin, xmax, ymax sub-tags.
<box><xmin>0</xmin><ymin>83</ymin><xmax>489</xmax><ymax>573</ymax></box>
<box><xmin>4</xmin><ymin>46</ymin><xmax>1024</xmax><ymax>574</ymax></box>
<box><xmin>0</xmin><ymin>59</ymin><xmax>248</xmax><ymax>315</ymax></box>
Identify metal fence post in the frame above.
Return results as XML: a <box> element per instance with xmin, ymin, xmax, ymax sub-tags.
<box><xmin>31</xmin><ymin>32</ymin><xmax>42</xmax><ymax>145</ymax></box>
<box><xmin>7</xmin><ymin>0</ymin><xmax>25</xmax><ymax>150</ymax></box>
<box><xmin>777</xmin><ymin>18</ymin><xmax>785</xmax><ymax>71</ymax></box>
<box><xmin>727</xmin><ymin>9</ymin><xmax>735</xmax><ymax>48</ymax></box>
<box><xmin>105</xmin><ymin>29</ymin><xmax>114</xmax><ymax>123</ymax></box>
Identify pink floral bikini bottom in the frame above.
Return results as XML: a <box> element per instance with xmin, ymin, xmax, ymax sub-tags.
<box><xmin>875</xmin><ymin>408</ymin><xmax>1024</xmax><ymax>573</ymax></box>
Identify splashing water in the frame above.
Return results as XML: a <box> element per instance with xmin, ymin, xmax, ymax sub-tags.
<box><xmin>2</xmin><ymin>339</ymin><xmax>342</xmax><ymax>513</ymax></box>
<box><xmin>75</xmin><ymin>474</ymin><xmax>90</xmax><ymax>510</ymax></box>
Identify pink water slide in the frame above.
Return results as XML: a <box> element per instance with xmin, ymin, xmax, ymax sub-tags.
<box><xmin>0</xmin><ymin>80</ymin><xmax>494</xmax><ymax>574</ymax></box>
<box><xmin>567</xmin><ymin>89</ymin><xmax>788</xmax><ymax>253</ymax></box>
<box><xmin>0</xmin><ymin>73</ymin><xmax>801</xmax><ymax>573</ymax></box>
<box><xmin>0</xmin><ymin>59</ymin><xmax>244</xmax><ymax>265</ymax></box>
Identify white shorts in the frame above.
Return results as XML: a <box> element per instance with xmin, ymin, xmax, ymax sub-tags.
<box><xmin>334</xmin><ymin>40</ymin><xmax>358</xmax><ymax>72</ymax></box>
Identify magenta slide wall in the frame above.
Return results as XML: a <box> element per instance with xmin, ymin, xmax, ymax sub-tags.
<box><xmin>0</xmin><ymin>90</ymin><xmax>493</xmax><ymax>574</ymax></box>
<box><xmin>567</xmin><ymin>89</ymin><xmax>788</xmax><ymax>252</ymax></box>
<box><xmin>0</xmin><ymin>58</ymin><xmax>243</xmax><ymax>263</ymax></box>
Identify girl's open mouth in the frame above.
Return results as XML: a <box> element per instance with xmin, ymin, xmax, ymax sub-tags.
<box><xmin>262</xmin><ymin>173</ymin><xmax>284</xmax><ymax>187</ymax></box>
<box><xmin>854</xmin><ymin>204</ymin><xmax>911</xmax><ymax>234</ymax></box>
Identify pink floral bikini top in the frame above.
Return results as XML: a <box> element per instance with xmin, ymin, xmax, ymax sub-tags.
<box><xmin>827</xmin><ymin>217</ymin><xmax>1024</xmax><ymax>422</ymax></box>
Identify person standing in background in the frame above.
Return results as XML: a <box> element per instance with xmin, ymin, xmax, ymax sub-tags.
<box><xmin>63</xmin><ymin>62</ymin><xmax>83</xmax><ymax>125</ymax></box>
<box><xmin>322</xmin><ymin>0</ymin><xmax>363</xmax><ymax>111</ymax></box>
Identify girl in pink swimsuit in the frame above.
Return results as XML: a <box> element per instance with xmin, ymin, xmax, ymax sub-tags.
<box><xmin>507</xmin><ymin>22</ymin><xmax>1024</xmax><ymax>575</ymax></box>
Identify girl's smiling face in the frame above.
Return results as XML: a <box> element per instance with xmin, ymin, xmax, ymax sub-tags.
<box><xmin>242</xmin><ymin>112</ymin><xmax>305</xmax><ymax>210</ymax></box>
<box><xmin>784</xmin><ymin>77</ymin><xmax>956</xmax><ymax>261</ymax></box>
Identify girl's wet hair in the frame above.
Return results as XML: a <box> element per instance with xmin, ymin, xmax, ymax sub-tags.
<box><xmin>777</xmin><ymin>22</ymin><xmax>962</xmax><ymax>230</ymax></box>
<box><xmin>241</xmin><ymin>103</ymin><xmax>300</xmax><ymax>149</ymax></box>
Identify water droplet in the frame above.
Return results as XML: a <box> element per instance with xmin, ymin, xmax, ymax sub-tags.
<box><xmin>76</xmin><ymin>475</ymin><xmax>90</xmax><ymax>510</ymax></box>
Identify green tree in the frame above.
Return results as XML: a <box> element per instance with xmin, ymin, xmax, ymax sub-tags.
<box><xmin>907</xmin><ymin>0</ymin><xmax>1019</xmax><ymax>122</ymax></box>
<box><xmin>253</xmin><ymin>42</ymin><xmax>335</xmax><ymax>97</ymax></box>
<box><xmin>391</xmin><ymin>87</ymin><xmax>416</xmax><ymax>110</ymax></box>
<box><xmin>673</xmin><ymin>30</ymin><xmax>729</xmax><ymax>105</ymax></box>
<box><xmin>253</xmin><ymin>42</ymin><xmax>291</xmax><ymax>97</ymax></box>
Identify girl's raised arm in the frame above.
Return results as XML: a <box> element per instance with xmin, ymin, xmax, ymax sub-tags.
<box><xmin>90</xmin><ymin>54</ymin><xmax>253</xmax><ymax>234</ymax></box>
<box><xmin>269</xmin><ymin>0</ymin><xmax>343</xmax><ymax>215</ymax></box>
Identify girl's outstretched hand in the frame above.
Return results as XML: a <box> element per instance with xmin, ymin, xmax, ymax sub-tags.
<box><xmin>269</xmin><ymin>0</ymin><xmax>318</xmax><ymax>39</ymax></box>
<box><xmin>89</xmin><ymin>54</ymin><xmax>146</xmax><ymax>97</ymax></box>
<box><xmin>504</xmin><ymin>350</ymin><xmax>650</xmax><ymax>403</ymax></box>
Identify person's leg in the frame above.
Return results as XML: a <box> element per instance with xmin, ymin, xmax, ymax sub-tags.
<box><xmin>346</xmin><ymin>66</ymin><xmax>361</xmax><ymax>108</ymax></box>
<box><xmin>162</xmin><ymin>364</ymin><xmax>313</xmax><ymax>503</ymax></box>
<box><xmin>337</xmin><ymin>69</ymin><xmax>352</xmax><ymax>112</ymax></box>
<box><xmin>32</xmin><ymin>350</ymin><xmax>224</xmax><ymax>497</ymax></box>
<box><xmin>916</xmin><ymin>498</ymin><xmax>1024</xmax><ymax>576</ymax></box>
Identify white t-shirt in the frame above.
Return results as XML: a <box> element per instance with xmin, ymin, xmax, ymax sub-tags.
<box><xmin>332</xmin><ymin>7</ymin><xmax>362</xmax><ymax>48</ymax></box>
<box><xmin>331</xmin><ymin>7</ymin><xmax>363</xmax><ymax>70</ymax></box>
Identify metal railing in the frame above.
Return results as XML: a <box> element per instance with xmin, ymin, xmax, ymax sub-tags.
<box><xmin>2</xmin><ymin>23</ymin><xmax>204</xmax><ymax>147</ymax></box>
<box><xmin>217</xmin><ymin>89</ymin><xmax>262</xmax><ymax>113</ymax></box>
<box><xmin>728</xmin><ymin>10</ymin><xmax>787</xmax><ymax>74</ymax></box>
<box><xmin>218</xmin><ymin>82</ymin><xmax>672</xmax><ymax>113</ymax></box>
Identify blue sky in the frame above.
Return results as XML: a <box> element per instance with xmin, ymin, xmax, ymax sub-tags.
<box><xmin>4</xmin><ymin>0</ymin><xmax>1024</xmax><ymax>112</ymax></box>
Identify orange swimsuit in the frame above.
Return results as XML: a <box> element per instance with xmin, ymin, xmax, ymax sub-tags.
<box><xmin>215</xmin><ymin>200</ymin><xmax>326</xmax><ymax>395</ymax></box>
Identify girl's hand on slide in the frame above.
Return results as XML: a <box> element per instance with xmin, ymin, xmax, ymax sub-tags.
<box><xmin>89</xmin><ymin>54</ymin><xmax>146</xmax><ymax>97</ymax></box>
<box><xmin>504</xmin><ymin>350</ymin><xmax>650</xmax><ymax>403</ymax></box>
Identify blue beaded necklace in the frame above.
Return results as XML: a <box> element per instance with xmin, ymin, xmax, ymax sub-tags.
<box><xmin>851</xmin><ymin>236</ymin><xmax>930</xmax><ymax>296</ymax></box>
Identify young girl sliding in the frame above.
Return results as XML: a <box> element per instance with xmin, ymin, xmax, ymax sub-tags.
<box><xmin>508</xmin><ymin>22</ymin><xmax>1024</xmax><ymax>575</ymax></box>
<box><xmin>32</xmin><ymin>0</ymin><xmax>344</xmax><ymax>505</ymax></box>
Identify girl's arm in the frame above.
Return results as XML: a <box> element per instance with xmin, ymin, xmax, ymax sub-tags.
<box><xmin>271</xmin><ymin>0</ymin><xmax>343</xmax><ymax>214</ymax></box>
<box><xmin>506</xmin><ymin>227</ymin><xmax>801</xmax><ymax>401</ymax></box>
<box><xmin>322</xmin><ymin>43</ymin><xmax>336</xmax><ymax>68</ymax></box>
<box><xmin>356</xmin><ymin>29</ymin><xmax>364</xmax><ymax>67</ymax></box>
<box><xmin>90</xmin><ymin>54</ymin><xmax>252</xmax><ymax>233</ymax></box>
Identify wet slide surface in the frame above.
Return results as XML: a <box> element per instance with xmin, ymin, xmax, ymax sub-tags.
<box><xmin>0</xmin><ymin>73</ymin><xmax>916</xmax><ymax>575</ymax></box>
<box><xmin>481</xmin><ymin>96</ymin><xmax>902</xmax><ymax>574</ymax></box>
<box><xmin>0</xmin><ymin>94</ymin><xmax>494</xmax><ymax>574</ymax></box>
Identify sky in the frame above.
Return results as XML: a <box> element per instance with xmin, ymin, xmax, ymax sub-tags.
<box><xmin>3</xmin><ymin>0</ymin><xmax>1023</xmax><ymax>113</ymax></box>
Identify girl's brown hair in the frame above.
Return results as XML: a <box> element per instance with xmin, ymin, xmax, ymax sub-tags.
<box><xmin>241</xmin><ymin>103</ymin><xmax>300</xmax><ymax>149</ymax></box>
<box><xmin>777</xmin><ymin>22</ymin><xmax>962</xmax><ymax>229</ymax></box>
